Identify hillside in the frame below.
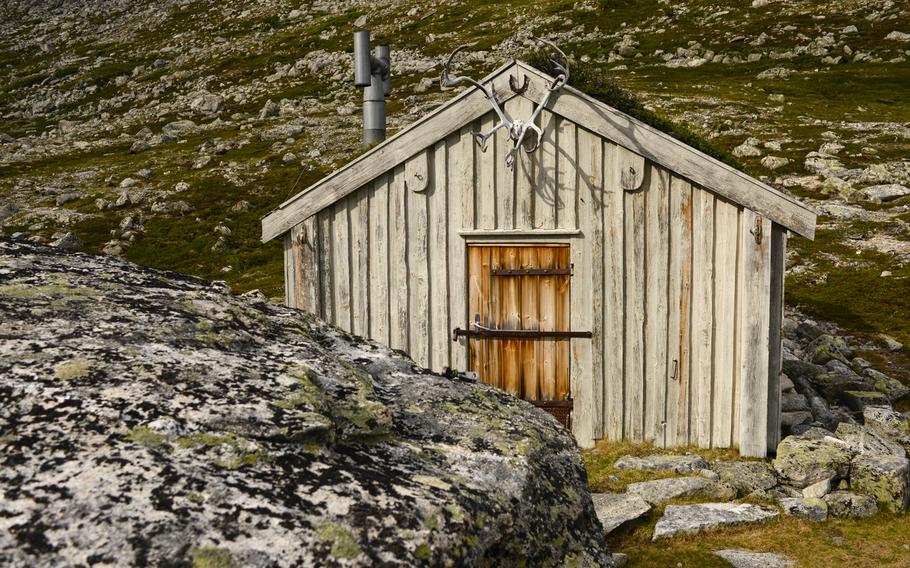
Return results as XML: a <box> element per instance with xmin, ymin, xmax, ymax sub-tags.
<box><xmin>1</xmin><ymin>0</ymin><xmax>909</xmax><ymax>371</ymax></box>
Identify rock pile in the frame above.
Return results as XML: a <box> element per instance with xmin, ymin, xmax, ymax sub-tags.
<box><xmin>0</xmin><ymin>240</ymin><xmax>612</xmax><ymax>567</ymax></box>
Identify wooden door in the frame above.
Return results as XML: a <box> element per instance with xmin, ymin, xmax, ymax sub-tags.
<box><xmin>466</xmin><ymin>245</ymin><xmax>572</xmax><ymax>402</ymax></box>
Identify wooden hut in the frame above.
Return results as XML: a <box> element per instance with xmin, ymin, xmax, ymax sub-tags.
<box><xmin>261</xmin><ymin>60</ymin><xmax>816</xmax><ymax>457</ymax></box>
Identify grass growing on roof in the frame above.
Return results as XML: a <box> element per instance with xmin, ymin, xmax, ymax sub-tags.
<box><xmin>527</xmin><ymin>53</ymin><xmax>748</xmax><ymax>174</ymax></box>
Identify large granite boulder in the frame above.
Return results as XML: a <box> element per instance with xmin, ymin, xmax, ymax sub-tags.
<box><xmin>0</xmin><ymin>240</ymin><xmax>611</xmax><ymax>567</ymax></box>
<box><xmin>772</xmin><ymin>431</ymin><xmax>854</xmax><ymax>488</ymax></box>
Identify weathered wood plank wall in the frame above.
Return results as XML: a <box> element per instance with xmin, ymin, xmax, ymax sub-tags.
<box><xmin>287</xmin><ymin>107</ymin><xmax>779</xmax><ymax>456</ymax></box>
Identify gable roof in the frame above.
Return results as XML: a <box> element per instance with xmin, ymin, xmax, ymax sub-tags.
<box><xmin>262</xmin><ymin>60</ymin><xmax>816</xmax><ymax>242</ymax></box>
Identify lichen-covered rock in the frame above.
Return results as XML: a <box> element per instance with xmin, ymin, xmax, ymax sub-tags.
<box><xmin>625</xmin><ymin>477</ymin><xmax>731</xmax><ymax>506</ymax></box>
<box><xmin>779</xmin><ymin>497</ymin><xmax>828</xmax><ymax>521</ymax></box>
<box><xmin>652</xmin><ymin>504</ymin><xmax>778</xmax><ymax>540</ymax></box>
<box><xmin>834</xmin><ymin>423</ymin><xmax>906</xmax><ymax>458</ymax></box>
<box><xmin>823</xmin><ymin>491</ymin><xmax>878</xmax><ymax>519</ymax></box>
<box><xmin>863</xmin><ymin>406</ymin><xmax>910</xmax><ymax>453</ymax></box>
<box><xmin>714</xmin><ymin>549</ymin><xmax>795</xmax><ymax>568</ymax></box>
<box><xmin>849</xmin><ymin>455</ymin><xmax>910</xmax><ymax>512</ymax></box>
<box><xmin>805</xmin><ymin>334</ymin><xmax>852</xmax><ymax>365</ymax></box>
<box><xmin>613</xmin><ymin>454</ymin><xmax>708</xmax><ymax>473</ymax></box>
<box><xmin>772</xmin><ymin>432</ymin><xmax>854</xmax><ymax>488</ymax></box>
<box><xmin>710</xmin><ymin>461</ymin><xmax>778</xmax><ymax>497</ymax></box>
<box><xmin>842</xmin><ymin>390</ymin><xmax>890</xmax><ymax>411</ymax></box>
<box><xmin>864</xmin><ymin>368</ymin><xmax>910</xmax><ymax>402</ymax></box>
<box><xmin>0</xmin><ymin>240</ymin><xmax>612</xmax><ymax>567</ymax></box>
<box><xmin>591</xmin><ymin>493</ymin><xmax>651</xmax><ymax>534</ymax></box>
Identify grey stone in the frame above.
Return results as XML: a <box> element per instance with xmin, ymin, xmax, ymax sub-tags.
<box><xmin>835</xmin><ymin>423</ymin><xmax>906</xmax><ymax>458</ymax></box>
<box><xmin>614</xmin><ymin>454</ymin><xmax>708</xmax><ymax>473</ymax></box>
<box><xmin>129</xmin><ymin>139</ymin><xmax>151</xmax><ymax>154</ymax></box>
<box><xmin>864</xmin><ymin>368</ymin><xmax>909</xmax><ymax>401</ymax></box>
<box><xmin>802</xmin><ymin>477</ymin><xmax>833</xmax><ymax>499</ymax></box>
<box><xmin>806</xmin><ymin>335</ymin><xmax>852</xmax><ymax>365</ymax></box>
<box><xmin>824</xmin><ymin>491</ymin><xmax>878</xmax><ymax>519</ymax></box>
<box><xmin>843</xmin><ymin>390</ymin><xmax>891</xmax><ymax>411</ymax></box>
<box><xmin>591</xmin><ymin>493</ymin><xmax>651</xmax><ymax>533</ymax></box>
<box><xmin>850</xmin><ymin>455</ymin><xmax>910</xmax><ymax>512</ymax></box>
<box><xmin>259</xmin><ymin>99</ymin><xmax>280</xmax><ymax>119</ymax></box>
<box><xmin>611</xmin><ymin>552</ymin><xmax>629</xmax><ymax>567</ymax></box>
<box><xmin>761</xmin><ymin>156</ymin><xmax>790</xmax><ymax>170</ymax></box>
<box><xmin>863</xmin><ymin>406</ymin><xmax>910</xmax><ymax>452</ymax></box>
<box><xmin>781</xmin><ymin>411</ymin><xmax>813</xmax><ymax>430</ymax></box>
<box><xmin>714</xmin><ymin>549</ymin><xmax>795</xmax><ymax>568</ymax></box>
<box><xmin>747</xmin><ymin>485</ymin><xmax>800</xmax><ymax>502</ymax></box>
<box><xmin>50</xmin><ymin>231</ymin><xmax>83</xmax><ymax>251</ymax></box>
<box><xmin>190</xmin><ymin>92</ymin><xmax>225</xmax><ymax>114</ymax></box>
<box><xmin>652</xmin><ymin>503</ymin><xmax>778</xmax><ymax>540</ymax></box>
<box><xmin>779</xmin><ymin>497</ymin><xmax>828</xmax><ymax>521</ymax></box>
<box><xmin>780</xmin><ymin>373</ymin><xmax>795</xmax><ymax>392</ymax></box>
<box><xmin>625</xmin><ymin>477</ymin><xmax>726</xmax><ymax>505</ymax></box>
<box><xmin>0</xmin><ymin>239</ymin><xmax>612</xmax><ymax>567</ymax></box>
<box><xmin>858</xmin><ymin>184</ymin><xmax>910</xmax><ymax>203</ymax></box>
<box><xmin>781</xmin><ymin>392</ymin><xmax>809</xmax><ymax>412</ymax></box>
<box><xmin>711</xmin><ymin>461</ymin><xmax>778</xmax><ymax>497</ymax></box>
<box><xmin>161</xmin><ymin>120</ymin><xmax>198</xmax><ymax>136</ymax></box>
<box><xmin>772</xmin><ymin>433</ymin><xmax>854</xmax><ymax>488</ymax></box>
<box><xmin>879</xmin><ymin>334</ymin><xmax>903</xmax><ymax>352</ymax></box>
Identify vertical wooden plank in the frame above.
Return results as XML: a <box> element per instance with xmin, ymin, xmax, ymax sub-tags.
<box><xmin>495</xmin><ymin>105</ymin><xmax>514</xmax><ymax>230</ymax></box>
<box><xmin>482</xmin><ymin>247</ymin><xmax>496</xmax><ymax>386</ymax></box>
<box><xmin>603</xmin><ymin>142</ymin><xmax>624</xmax><ymax>441</ymax></box>
<box><xmin>448</xmin><ymin>127</ymin><xmax>474</xmax><ymax>369</ymax></box>
<box><xmin>501</xmin><ymin>247</ymin><xmax>521</xmax><ymax>396</ymax></box>
<box><xmin>332</xmin><ymin>199</ymin><xmax>352</xmax><ymax>332</ymax></box>
<box><xmin>389</xmin><ymin>166</ymin><xmax>409</xmax><ymax>352</ymax></box>
<box><xmin>349</xmin><ymin>192</ymin><xmax>369</xmax><ymax>337</ymax></box>
<box><xmin>644</xmin><ymin>165</ymin><xmax>670</xmax><ymax>444</ymax></box>
<box><xmin>767</xmin><ymin>224</ymin><xmax>787</xmax><ymax>453</ymax></box>
<box><xmin>283</xmin><ymin>231</ymin><xmax>296</xmax><ymax>308</ymax></box>
<box><xmin>468</xmin><ymin>246</ymin><xmax>483</xmax><ymax>375</ymax></box>
<box><xmin>369</xmin><ymin>175</ymin><xmax>390</xmax><ymax>345</ymax></box>
<box><xmin>318</xmin><ymin>211</ymin><xmax>334</xmax><ymax>323</ymax></box>
<box><xmin>429</xmin><ymin>142</ymin><xmax>450</xmax><ymax>372</ymax></box>
<box><xmin>733</xmin><ymin>209</ymin><xmax>744</xmax><ymax>447</ymax></box>
<box><xmin>294</xmin><ymin>217</ymin><xmax>320</xmax><ymax>314</ymax></box>
<box><xmin>712</xmin><ymin>199</ymin><xmax>739</xmax><ymax>447</ymax></box>
<box><xmin>490</xmin><ymin>248</ymin><xmax>503</xmax><ymax>388</ymax></box>
<box><xmin>520</xmin><ymin>247</ymin><xmax>540</xmax><ymax>399</ymax></box>
<box><xmin>665</xmin><ymin>177</ymin><xmax>692</xmax><ymax>448</ymax></box>
<box><xmin>691</xmin><ymin>187</ymin><xmax>715</xmax><ymax>448</ymax></box>
<box><xmin>555</xmin><ymin>246</ymin><xmax>571</xmax><ymax>401</ymax></box>
<box><xmin>572</xmin><ymin>127</ymin><xmax>600</xmax><ymax>447</ymax></box>
<box><xmin>623</xmin><ymin>148</ymin><xmax>646</xmax><ymax>444</ymax></box>
<box><xmin>556</xmin><ymin>118</ymin><xmax>577</xmax><ymax>230</ymax></box>
<box><xmin>476</xmin><ymin>114</ymin><xmax>496</xmax><ymax>230</ymax></box>
<box><xmin>590</xmin><ymin>136</ymin><xmax>605</xmax><ymax>440</ymax></box>
<box><xmin>513</xmin><ymin>96</ymin><xmax>535</xmax><ymax>230</ymax></box>
<box><xmin>738</xmin><ymin>211</ymin><xmax>772</xmax><ymax>457</ymax></box>
<box><xmin>539</xmin><ymin>247</ymin><xmax>557</xmax><ymax>399</ymax></box>
<box><xmin>408</xmin><ymin>153</ymin><xmax>430</xmax><ymax>368</ymax></box>
<box><xmin>536</xmin><ymin>108</ymin><xmax>557</xmax><ymax>230</ymax></box>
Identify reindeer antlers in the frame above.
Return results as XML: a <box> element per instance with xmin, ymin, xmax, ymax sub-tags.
<box><xmin>439</xmin><ymin>39</ymin><xmax>571</xmax><ymax>169</ymax></box>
